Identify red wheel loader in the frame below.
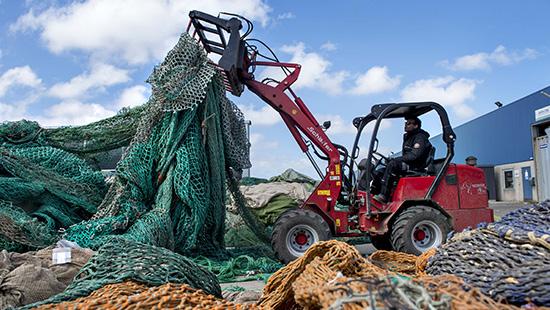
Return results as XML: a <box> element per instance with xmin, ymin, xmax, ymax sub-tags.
<box><xmin>187</xmin><ymin>11</ymin><xmax>493</xmax><ymax>263</ymax></box>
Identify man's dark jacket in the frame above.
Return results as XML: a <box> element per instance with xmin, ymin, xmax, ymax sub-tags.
<box><xmin>400</xmin><ymin>128</ymin><xmax>432</xmax><ymax>170</ymax></box>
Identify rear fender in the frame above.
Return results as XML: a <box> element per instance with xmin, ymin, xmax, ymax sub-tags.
<box><xmin>303</xmin><ymin>204</ymin><xmax>337</xmax><ymax>235</ymax></box>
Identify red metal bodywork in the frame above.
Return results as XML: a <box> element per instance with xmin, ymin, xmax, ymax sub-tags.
<box><xmin>244</xmin><ymin>63</ymin><xmax>344</xmax><ymax>224</ymax></box>
<box><xmin>187</xmin><ymin>18</ymin><xmax>493</xmax><ymax>237</ymax></box>
<box><xmin>243</xmin><ymin>63</ymin><xmax>493</xmax><ymax>236</ymax></box>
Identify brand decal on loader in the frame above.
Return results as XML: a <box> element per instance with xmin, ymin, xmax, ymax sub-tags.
<box><xmin>317</xmin><ymin>190</ymin><xmax>331</xmax><ymax>196</ymax></box>
<box><xmin>307</xmin><ymin>126</ymin><xmax>333</xmax><ymax>153</ymax></box>
<box><xmin>460</xmin><ymin>182</ymin><xmax>487</xmax><ymax>194</ymax></box>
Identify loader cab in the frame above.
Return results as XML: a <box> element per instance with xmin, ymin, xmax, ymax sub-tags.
<box><xmin>350</xmin><ymin>102</ymin><xmax>456</xmax><ymax>209</ymax></box>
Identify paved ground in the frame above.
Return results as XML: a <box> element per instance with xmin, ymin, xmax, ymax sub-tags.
<box><xmin>220</xmin><ymin>280</ymin><xmax>265</xmax><ymax>291</ymax></box>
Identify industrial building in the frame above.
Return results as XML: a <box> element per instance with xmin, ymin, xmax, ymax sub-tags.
<box><xmin>431</xmin><ymin>86</ymin><xmax>550</xmax><ymax>202</ymax></box>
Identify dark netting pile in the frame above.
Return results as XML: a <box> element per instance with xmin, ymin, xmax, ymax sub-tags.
<box><xmin>427</xmin><ymin>201</ymin><xmax>550</xmax><ymax>306</ymax></box>
<box><xmin>0</xmin><ymin>105</ymin><xmax>146</xmax><ymax>252</ymax></box>
<box><xmin>23</xmin><ymin>237</ymin><xmax>221</xmax><ymax>309</ymax></box>
<box><xmin>0</xmin><ymin>31</ymin><xmax>289</xmax><ymax>306</ymax></box>
<box><xmin>0</xmin><ymin>32</ymin><xmax>258</xmax><ymax>258</ymax></box>
<box><xmin>61</xmin><ymin>33</ymin><xmax>254</xmax><ymax>257</ymax></box>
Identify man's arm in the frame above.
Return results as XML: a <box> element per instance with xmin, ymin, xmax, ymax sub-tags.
<box><xmin>402</xmin><ymin>135</ymin><xmax>429</xmax><ymax>163</ymax></box>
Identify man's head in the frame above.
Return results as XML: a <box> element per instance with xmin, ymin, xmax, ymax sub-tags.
<box><xmin>404</xmin><ymin>116</ymin><xmax>421</xmax><ymax>133</ymax></box>
<box><xmin>465</xmin><ymin>155</ymin><xmax>478</xmax><ymax>166</ymax></box>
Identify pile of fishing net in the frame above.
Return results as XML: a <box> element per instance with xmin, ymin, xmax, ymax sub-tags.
<box><xmin>0</xmin><ymin>107</ymin><xmax>145</xmax><ymax>252</ymax></box>
<box><xmin>427</xmin><ymin>200</ymin><xmax>550</xmax><ymax>306</ymax></box>
<box><xmin>23</xmin><ymin>237</ymin><xmax>220</xmax><ymax>309</ymax></box>
<box><xmin>225</xmin><ymin>169</ymin><xmax>316</xmax><ymax>248</ymax></box>
<box><xmin>34</xmin><ymin>281</ymin><xmax>259</xmax><ymax>310</ymax></box>
<box><xmin>0</xmin><ymin>31</ymin><xmax>257</xmax><ymax>257</ymax></box>
<box><xmin>258</xmin><ymin>240</ymin><xmax>518</xmax><ymax>310</ymax></box>
<box><xmin>0</xmin><ymin>30</ymin><xmax>285</xmax><ymax>307</ymax></box>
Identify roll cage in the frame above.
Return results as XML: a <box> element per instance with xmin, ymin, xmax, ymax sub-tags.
<box><xmin>351</xmin><ymin>102</ymin><xmax>456</xmax><ymax>214</ymax></box>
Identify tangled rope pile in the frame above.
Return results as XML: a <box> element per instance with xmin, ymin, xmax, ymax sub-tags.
<box><xmin>427</xmin><ymin>201</ymin><xmax>550</xmax><ymax>306</ymax></box>
<box><xmin>258</xmin><ymin>240</ymin><xmax>515</xmax><ymax>310</ymax></box>
<box><xmin>24</xmin><ymin>237</ymin><xmax>220</xmax><ymax>308</ymax></box>
<box><xmin>34</xmin><ymin>281</ymin><xmax>258</xmax><ymax>309</ymax></box>
<box><xmin>486</xmin><ymin>200</ymin><xmax>550</xmax><ymax>249</ymax></box>
<box><xmin>368</xmin><ymin>250</ymin><xmax>418</xmax><ymax>274</ymax></box>
<box><xmin>193</xmin><ymin>254</ymin><xmax>282</xmax><ymax>283</ymax></box>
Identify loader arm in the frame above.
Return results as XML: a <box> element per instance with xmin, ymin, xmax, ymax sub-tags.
<box><xmin>187</xmin><ymin>11</ymin><xmax>345</xmax><ymax>216</ymax></box>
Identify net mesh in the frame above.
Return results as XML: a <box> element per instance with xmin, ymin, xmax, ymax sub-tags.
<box><xmin>0</xmin><ymin>32</ymin><xmax>254</xmax><ymax>259</ymax></box>
<box><xmin>34</xmin><ymin>280</ymin><xmax>259</xmax><ymax>310</ymax></box>
<box><xmin>427</xmin><ymin>201</ymin><xmax>550</xmax><ymax>306</ymax></box>
<box><xmin>23</xmin><ymin>237</ymin><xmax>222</xmax><ymax>309</ymax></box>
<box><xmin>258</xmin><ymin>240</ymin><xmax>519</xmax><ymax>310</ymax></box>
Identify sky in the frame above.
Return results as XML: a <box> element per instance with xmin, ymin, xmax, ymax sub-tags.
<box><xmin>1</xmin><ymin>0</ymin><xmax>549</xmax><ymax>178</ymax></box>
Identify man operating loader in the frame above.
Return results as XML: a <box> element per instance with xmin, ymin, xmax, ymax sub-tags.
<box><xmin>373</xmin><ymin>116</ymin><xmax>432</xmax><ymax>203</ymax></box>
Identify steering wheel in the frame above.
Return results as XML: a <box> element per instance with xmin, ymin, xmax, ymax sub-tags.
<box><xmin>368</xmin><ymin>151</ymin><xmax>388</xmax><ymax>174</ymax></box>
<box><xmin>372</xmin><ymin>151</ymin><xmax>389</xmax><ymax>163</ymax></box>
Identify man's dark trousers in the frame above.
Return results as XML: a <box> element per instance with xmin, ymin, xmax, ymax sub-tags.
<box><xmin>379</xmin><ymin>157</ymin><xmax>407</xmax><ymax>198</ymax></box>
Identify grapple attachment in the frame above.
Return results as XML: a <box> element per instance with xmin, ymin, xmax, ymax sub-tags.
<box><xmin>188</xmin><ymin>10</ymin><xmax>247</xmax><ymax>96</ymax></box>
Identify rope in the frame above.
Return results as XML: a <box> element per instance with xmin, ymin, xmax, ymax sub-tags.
<box><xmin>427</xmin><ymin>201</ymin><xmax>550</xmax><ymax>306</ymax></box>
<box><xmin>34</xmin><ymin>281</ymin><xmax>258</xmax><ymax>309</ymax></box>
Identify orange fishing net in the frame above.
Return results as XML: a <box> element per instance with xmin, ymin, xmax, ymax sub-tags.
<box><xmin>34</xmin><ymin>281</ymin><xmax>258</xmax><ymax>309</ymax></box>
<box><xmin>259</xmin><ymin>241</ymin><xmax>529</xmax><ymax>310</ymax></box>
<box><xmin>368</xmin><ymin>249</ymin><xmax>418</xmax><ymax>274</ymax></box>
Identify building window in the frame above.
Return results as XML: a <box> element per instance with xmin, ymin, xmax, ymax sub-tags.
<box><xmin>504</xmin><ymin>170</ymin><xmax>514</xmax><ymax>189</ymax></box>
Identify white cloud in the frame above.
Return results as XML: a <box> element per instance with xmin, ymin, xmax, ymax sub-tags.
<box><xmin>320</xmin><ymin>41</ymin><xmax>337</xmax><ymax>51</ymax></box>
<box><xmin>316</xmin><ymin>114</ymin><xmax>355</xmax><ymax>135</ymax></box>
<box><xmin>249</xmin><ymin>133</ymin><xmax>278</xmax><ymax>149</ymax></box>
<box><xmin>34</xmin><ymin>100</ymin><xmax>116</xmax><ymax>126</ymax></box>
<box><xmin>400</xmin><ymin>76</ymin><xmax>479</xmax><ymax>118</ymax></box>
<box><xmin>238</xmin><ymin>104</ymin><xmax>281</xmax><ymax>126</ymax></box>
<box><xmin>0</xmin><ymin>66</ymin><xmax>43</xmax><ymax>121</ymax></box>
<box><xmin>116</xmin><ymin>85</ymin><xmax>150</xmax><ymax>109</ymax></box>
<box><xmin>49</xmin><ymin>63</ymin><xmax>130</xmax><ymax>99</ymax></box>
<box><xmin>441</xmin><ymin>45</ymin><xmax>539</xmax><ymax>71</ymax></box>
<box><xmin>277</xmin><ymin>12</ymin><xmax>295</xmax><ymax>20</ymax></box>
<box><xmin>0</xmin><ymin>66</ymin><xmax>42</xmax><ymax>97</ymax></box>
<box><xmin>11</xmin><ymin>0</ymin><xmax>271</xmax><ymax>64</ymax></box>
<box><xmin>351</xmin><ymin>66</ymin><xmax>401</xmax><ymax>95</ymax></box>
<box><xmin>261</xmin><ymin>42</ymin><xmax>348</xmax><ymax>95</ymax></box>
<box><xmin>0</xmin><ymin>103</ymin><xmax>26</xmax><ymax>121</ymax></box>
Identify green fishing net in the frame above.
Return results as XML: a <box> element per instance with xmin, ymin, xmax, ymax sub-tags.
<box><xmin>23</xmin><ymin>237</ymin><xmax>222</xmax><ymax>309</ymax></box>
<box><xmin>0</xmin><ymin>33</ymin><xmax>254</xmax><ymax>259</ymax></box>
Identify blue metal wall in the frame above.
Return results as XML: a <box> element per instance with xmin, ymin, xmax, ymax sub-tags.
<box><xmin>431</xmin><ymin>86</ymin><xmax>550</xmax><ymax>166</ymax></box>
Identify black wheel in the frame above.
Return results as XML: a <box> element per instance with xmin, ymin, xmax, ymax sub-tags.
<box><xmin>271</xmin><ymin>208</ymin><xmax>331</xmax><ymax>264</ymax></box>
<box><xmin>370</xmin><ymin>234</ymin><xmax>393</xmax><ymax>250</ymax></box>
<box><xmin>390</xmin><ymin>205</ymin><xmax>451</xmax><ymax>255</ymax></box>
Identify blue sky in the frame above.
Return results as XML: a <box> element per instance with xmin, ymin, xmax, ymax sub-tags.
<box><xmin>1</xmin><ymin>1</ymin><xmax>549</xmax><ymax>178</ymax></box>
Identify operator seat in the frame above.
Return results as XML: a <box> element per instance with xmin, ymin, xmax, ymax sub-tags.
<box><xmin>356</xmin><ymin>158</ymin><xmax>370</xmax><ymax>190</ymax></box>
<box><xmin>405</xmin><ymin>146</ymin><xmax>436</xmax><ymax>176</ymax></box>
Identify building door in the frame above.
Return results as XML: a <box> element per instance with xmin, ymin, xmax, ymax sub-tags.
<box><xmin>521</xmin><ymin>167</ymin><xmax>532</xmax><ymax>201</ymax></box>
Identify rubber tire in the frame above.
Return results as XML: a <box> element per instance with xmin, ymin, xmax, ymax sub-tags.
<box><xmin>271</xmin><ymin>208</ymin><xmax>331</xmax><ymax>264</ymax></box>
<box><xmin>390</xmin><ymin>205</ymin><xmax>451</xmax><ymax>255</ymax></box>
<box><xmin>370</xmin><ymin>234</ymin><xmax>393</xmax><ymax>251</ymax></box>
